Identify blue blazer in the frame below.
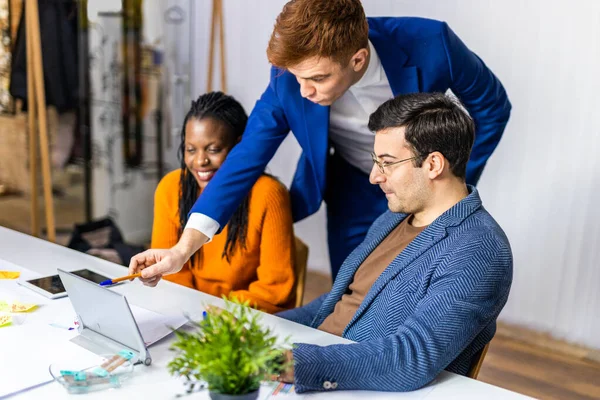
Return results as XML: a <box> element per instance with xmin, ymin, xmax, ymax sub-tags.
<box><xmin>191</xmin><ymin>17</ymin><xmax>511</xmax><ymax>227</ymax></box>
<box><xmin>277</xmin><ymin>187</ymin><xmax>513</xmax><ymax>393</ymax></box>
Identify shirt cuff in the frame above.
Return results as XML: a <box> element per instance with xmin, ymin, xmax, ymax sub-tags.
<box><xmin>184</xmin><ymin>213</ymin><xmax>220</xmax><ymax>243</ymax></box>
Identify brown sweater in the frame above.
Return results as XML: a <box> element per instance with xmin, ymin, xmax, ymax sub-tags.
<box><xmin>318</xmin><ymin>216</ymin><xmax>426</xmax><ymax>336</ymax></box>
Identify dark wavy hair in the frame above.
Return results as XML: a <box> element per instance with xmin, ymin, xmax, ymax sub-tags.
<box><xmin>368</xmin><ymin>92</ymin><xmax>475</xmax><ymax>180</ymax></box>
<box><xmin>178</xmin><ymin>92</ymin><xmax>249</xmax><ymax>262</ymax></box>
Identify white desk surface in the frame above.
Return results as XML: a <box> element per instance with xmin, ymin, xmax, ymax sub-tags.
<box><xmin>0</xmin><ymin>227</ymin><xmax>532</xmax><ymax>399</ymax></box>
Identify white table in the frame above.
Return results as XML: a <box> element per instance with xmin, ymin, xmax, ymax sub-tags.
<box><xmin>0</xmin><ymin>227</ymin><xmax>531</xmax><ymax>399</ymax></box>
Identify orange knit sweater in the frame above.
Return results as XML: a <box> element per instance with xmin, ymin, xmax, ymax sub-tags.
<box><xmin>151</xmin><ymin>170</ymin><xmax>296</xmax><ymax>313</ymax></box>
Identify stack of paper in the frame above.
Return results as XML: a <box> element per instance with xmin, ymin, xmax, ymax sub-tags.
<box><xmin>130</xmin><ymin>305</ymin><xmax>188</xmax><ymax>347</ymax></box>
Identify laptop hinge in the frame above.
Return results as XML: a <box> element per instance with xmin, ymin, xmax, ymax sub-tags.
<box><xmin>70</xmin><ymin>327</ymin><xmax>142</xmax><ymax>364</ymax></box>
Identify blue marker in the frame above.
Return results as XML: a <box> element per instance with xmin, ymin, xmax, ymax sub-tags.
<box><xmin>99</xmin><ymin>273</ymin><xmax>141</xmax><ymax>286</ymax></box>
<box><xmin>49</xmin><ymin>323</ymin><xmax>75</xmax><ymax>331</ymax></box>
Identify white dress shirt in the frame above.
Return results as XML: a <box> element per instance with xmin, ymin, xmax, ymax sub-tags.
<box><xmin>329</xmin><ymin>41</ymin><xmax>394</xmax><ymax>174</ymax></box>
<box><xmin>185</xmin><ymin>41</ymin><xmax>393</xmax><ymax>238</ymax></box>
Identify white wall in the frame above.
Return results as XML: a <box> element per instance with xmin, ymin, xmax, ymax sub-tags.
<box><xmin>191</xmin><ymin>1</ymin><xmax>600</xmax><ymax>349</ymax></box>
<box><xmin>376</xmin><ymin>0</ymin><xmax>600</xmax><ymax>350</ymax></box>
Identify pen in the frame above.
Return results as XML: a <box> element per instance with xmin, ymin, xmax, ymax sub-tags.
<box><xmin>99</xmin><ymin>273</ymin><xmax>142</xmax><ymax>286</ymax></box>
<box><xmin>49</xmin><ymin>323</ymin><xmax>75</xmax><ymax>331</ymax></box>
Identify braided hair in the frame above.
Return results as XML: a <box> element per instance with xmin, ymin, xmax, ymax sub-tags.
<box><xmin>178</xmin><ymin>92</ymin><xmax>250</xmax><ymax>262</ymax></box>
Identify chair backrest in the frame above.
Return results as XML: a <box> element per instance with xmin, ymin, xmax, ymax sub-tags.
<box><xmin>293</xmin><ymin>237</ymin><xmax>309</xmax><ymax>308</ymax></box>
<box><xmin>467</xmin><ymin>342</ymin><xmax>490</xmax><ymax>379</ymax></box>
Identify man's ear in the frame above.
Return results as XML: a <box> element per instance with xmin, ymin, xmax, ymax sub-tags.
<box><xmin>350</xmin><ymin>47</ymin><xmax>369</xmax><ymax>72</ymax></box>
<box><xmin>426</xmin><ymin>152</ymin><xmax>446</xmax><ymax>179</ymax></box>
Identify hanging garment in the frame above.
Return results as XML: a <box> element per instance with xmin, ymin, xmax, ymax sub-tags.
<box><xmin>10</xmin><ymin>0</ymin><xmax>79</xmax><ymax>113</ymax></box>
<box><xmin>0</xmin><ymin>0</ymin><xmax>13</xmax><ymax>113</ymax></box>
<box><xmin>122</xmin><ymin>0</ymin><xmax>143</xmax><ymax>167</ymax></box>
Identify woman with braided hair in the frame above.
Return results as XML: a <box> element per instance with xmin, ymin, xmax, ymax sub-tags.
<box><xmin>150</xmin><ymin>92</ymin><xmax>297</xmax><ymax>313</ymax></box>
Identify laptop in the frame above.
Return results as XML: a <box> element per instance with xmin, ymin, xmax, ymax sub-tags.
<box><xmin>57</xmin><ymin>269</ymin><xmax>152</xmax><ymax>366</ymax></box>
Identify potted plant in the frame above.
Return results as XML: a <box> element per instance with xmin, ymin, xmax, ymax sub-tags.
<box><xmin>168</xmin><ymin>298</ymin><xmax>290</xmax><ymax>400</ymax></box>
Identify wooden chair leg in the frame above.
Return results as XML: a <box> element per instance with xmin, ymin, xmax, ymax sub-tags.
<box><xmin>468</xmin><ymin>343</ymin><xmax>490</xmax><ymax>379</ymax></box>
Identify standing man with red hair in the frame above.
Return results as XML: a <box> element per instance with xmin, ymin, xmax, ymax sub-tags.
<box><xmin>130</xmin><ymin>0</ymin><xmax>511</xmax><ymax>285</ymax></box>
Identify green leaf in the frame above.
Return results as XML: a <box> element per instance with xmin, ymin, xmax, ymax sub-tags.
<box><xmin>168</xmin><ymin>296</ymin><xmax>290</xmax><ymax>395</ymax></box>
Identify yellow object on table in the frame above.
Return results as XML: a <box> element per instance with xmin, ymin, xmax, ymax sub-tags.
<box><xmin>10</xmin><ymin>301</ymin><xmax>37</xmax><ymax>312</ymax></box>
<box><xmin>0</xmin><ymin>314</ymin><xmax>11</xmax><ymax>327</ymax></box>
<box><xmin>0</xmin><ymin>271</ymin><xmax>20</xmax><ymax>279</ymax></box>
<box><xmin>0</xmin><ymin>300</ymin><xmax>37</xmax><ymax>313</ymax></box>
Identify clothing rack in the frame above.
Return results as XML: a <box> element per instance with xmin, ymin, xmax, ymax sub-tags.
<box><xmin>25</xmin><ymin>0</ymin><xmax>56</xmax><ymax>242</ymax></box>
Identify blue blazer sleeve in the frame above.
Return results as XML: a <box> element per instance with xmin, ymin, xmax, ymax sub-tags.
<box><xmin>441</xmin><ymin>23</ymin><xmax>511</xmax><ymax>185</ymax></box>
<box><xmin>291</xmin><ymin>235</ymin><xmax>512</xmax><ymax>393</ymax></box>
<box><xmin>276</xmin><ymin>293</ymin><xmax>329</xmax><ymax>327</ymax></box>
<box><xmin>189</xmin><ymin>68</ymin><xmax>290</xmax><ymax>229</ymax></box>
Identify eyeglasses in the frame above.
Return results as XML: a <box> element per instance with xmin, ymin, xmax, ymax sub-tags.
<box><xmin>371</xmin><ymin>152</ymin><xmax>419</xmax><ymax>174</ymax></box>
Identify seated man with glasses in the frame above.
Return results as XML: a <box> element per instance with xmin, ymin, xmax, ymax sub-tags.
<box><xmin>275</xmin><ymin>92</ymin><xmax>513</xmax><ymax>393</ymax></box>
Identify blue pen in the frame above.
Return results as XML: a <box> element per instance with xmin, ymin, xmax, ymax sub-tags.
<box><xmin>99</xmin><ymin>273</ymin><xmax>141</xmax><ymax>286</ymax></box>
<box><xmin>49</xmin><ymin>323</ymin><xmax>75</xmax><ymax>331</ymax></box>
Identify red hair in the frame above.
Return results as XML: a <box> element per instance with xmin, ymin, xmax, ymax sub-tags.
<box><xmin>267</xmin><ymin>0</ymin><xmax>369</xmax><ymax>69</ymax></box>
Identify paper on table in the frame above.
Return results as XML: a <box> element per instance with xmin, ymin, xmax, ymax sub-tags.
<box><xmin>260</xmin><ymin>382</ymin><xmax>301</xmax><ymax>399</ymax></box>
<box><xmin>0</xmin><ymin>314</ymin><xmax>11</xmax><ymax>327</ymax></box>
<box><xmin>129</xmin><ymin>305</ymin><xmax>188</xmax><ymax>347</ymax></box>
<box><xmin>0</xmin><ymin>259</ymin><xmax>39</xmax><ymax>281</ymax></box>
<box><xmin>0</xmin><ymin>324</ymin><xmax>102</xmax><ymax>398</ymax></box>
<box><xmin>0</xmin><ymin>271</ymin><xmax>20</xmax><ymax>279</ymax></box>
<box><xmin>0</xmin><ymin>259</ymin><xmax>45</xmax><ymax>303</ymax></box>
<box><xmin>0</xmin><ymin>300</ymin><xmax>37</xmax><ymax>313</ymax></box>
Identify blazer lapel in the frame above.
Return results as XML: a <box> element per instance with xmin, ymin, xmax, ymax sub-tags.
<box><xmin>301</xmin><ymin>98</ymin><xmax>330</xmax><ymax>195</ymax></box>
<box><xmin>369</xmin><ymin>27</ymin><xmax>419</xmax><ymax>95</ymax></box>
<box><xmin>342</xmin><ymin>186</ymin><xmax>484</xmax><ymax>335</ymax></box>
<box><xmin>342</xmin><ymin>223</ymin><xmax>448</xmax><ymax>335</ymax></box>
<box><xmin>312</xmin><ymin>212</ymin><xmax>406</xmax><ymax>326</ymax></box>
